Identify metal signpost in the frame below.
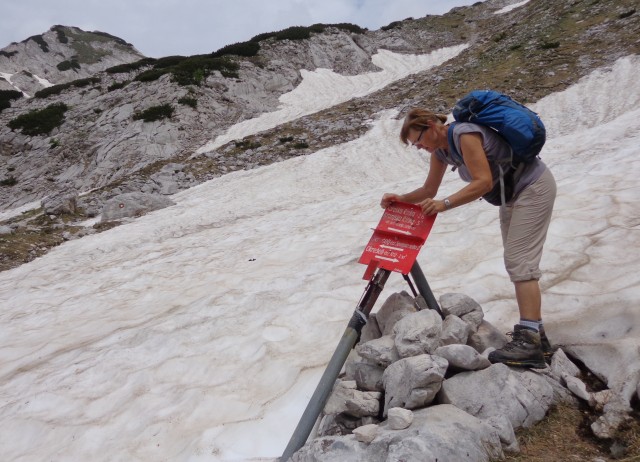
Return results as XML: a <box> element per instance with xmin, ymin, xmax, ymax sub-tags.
<box><xmin>280</xmin><ymin>203</ymin><xmax>439</xmax><ymax>461</ymax></box>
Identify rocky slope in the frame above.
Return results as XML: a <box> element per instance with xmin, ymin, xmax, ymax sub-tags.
<box><xmin>0</xmin><ymin>0</ymin><xmax>638</xmax><ymax>271</ymax></box>
<box><xmin>0</xmin><ymin>25</ymin><xmax>144</xmax><ymax>95</ymax></box>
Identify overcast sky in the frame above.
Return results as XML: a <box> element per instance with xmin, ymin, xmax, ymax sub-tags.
<box><xmin>1</xmin><ymin>0</ymin><xmax>481</xmax><ymax>58</ymax></box>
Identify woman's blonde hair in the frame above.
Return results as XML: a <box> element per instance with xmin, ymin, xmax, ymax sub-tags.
<box><xmin>400</xmin><ymin>109</ymin><xmax>448</xmax><ymax>144</ymax></box>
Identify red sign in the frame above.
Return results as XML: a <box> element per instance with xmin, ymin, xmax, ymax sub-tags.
<box><xmin>359</xmin><ymin>202</ymin><xmax>436</xmax><ymax>279</ymax></box>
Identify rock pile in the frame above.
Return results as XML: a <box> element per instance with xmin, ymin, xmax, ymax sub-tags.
<box><xmin>289</xmin><ymin>291</ymin><xmax>629</xmax><ymax>461</ymax></box>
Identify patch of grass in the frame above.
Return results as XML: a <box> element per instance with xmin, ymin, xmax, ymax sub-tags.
<box><xmin>502</xmin><ymin>401</ymin><xmax>640</xmax><ymax>462</ymax></box>
<box><xmin>8</xmin><ymin>103</ymin><xmax>68</xmax><ymax>136</ymax></box>
<box><xmin>52</xmin><ymin>26</ymin><xmax>69</xmax><ymax>43</ymax></box>
<box><xmin>132</xmin><ymin>104</ymin><xmax>174</xmax><ymax>122</ymax></box>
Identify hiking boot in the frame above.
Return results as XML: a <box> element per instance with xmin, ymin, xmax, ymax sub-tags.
<box><xmin>488</xmin><ymin>325</ymin><xmax>546</xmax><ymax>368</ymax></box>
<box><xmin>539</xmin><ymin>325</ymin><xmax>554</xmax><ymax>363</ymax></box>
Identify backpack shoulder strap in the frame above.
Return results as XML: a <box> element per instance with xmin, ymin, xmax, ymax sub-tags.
<box><xmin>446</xmin><ymin>122</ymin><xmax>464</xmax><ymax>166</ymax></box>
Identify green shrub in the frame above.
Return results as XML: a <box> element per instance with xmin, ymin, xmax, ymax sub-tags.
<box><xmin>23</xmin><ymin>34</ymin><xmax>49</xmax><ymax>52</ymax></box>
<box><xmin>108</xmin><ymin>81</ymin><xmax>129</xmax><ymax>91</ymax></box>
<box><xmin>381</xmin><ymin>21</ymin><xmax>402</xmax><ymax>31</ymax></box>
<box><xmin>57</xmin><ymin>59</ymin><xmax>81</xmax><ymax>71</ymax></box>
<box><xmin>178</xmin><ymin>96</ymin><xmax>197</xmax><ymax>108</ymax></box>
<box><xmin>132</xmin><ymin>104</ymin><xmax>174</xmax><ymax>122</ymax></box>
<box><xmin>293</xmin><ymin>141</ymin><xmax>309</xmax><ymax>149</ymax></box>
<box><xmin>8</xmin><ymin>103</ymin><xmax>68</xmax><ymax>136</ymax></box>
<box><xmin>52</xmin><ymin>25</ymin><xmax>69</xmax><ymax>43</ymax></box>
<box><xmin>619</xmin><ymin>9</ymin><xmax>635</xmax><ymax>19</ymax></box>
<box><xmin>250</xmin><ymin>32</ymin><xmax>277</xmax><ymax>43</ymax></box>
<box><xmin>279</xmin><ymin>136</ymin><xmax>294</xmax><ymax>143</ymax></box>
<box><xmin>493</xmin><ymin>32</ymin><xmax>507</xmax><ymax>42</ymax></box>
<box><xmin>171</xmin><ymin>55</ymin><xmax>239</xmax><ymax>84</ymax></box>
<box><xmin>154</xmin><ymin>55</ymin><xmax>188</xmax><ymax>69</ymax></box>
<box><xmin>275</xmin><ymin>26</ymin><xmax>311</xmax><ymax>41</ymax></box>
<box><xmin>0</xmin><ymin>176</ymin><xmax>17</xmax><ymax>187</ymax></box>
<box><xmin>0</xmin><ymin>90</ymin><xmax>22</xmax><ymax>113</ymax></box>
<box><xmin>539</xmin><ymin>41</ymin><xmax>560</xmax><ymax>49</ymax></box>
<box><xmin>91</xmin><ymin>31</ymin><xmax>132</xmax><ymax>47</ymax></box>
<box><xmin>212</xmin><ymin>41</ymin><xmax>260</xmax><ymax>58</ymax></box>
<box><xmin>0</xmin><ymin>50</ymin><xmax>18</xmax><ymax>58</ymax></box>
<box><xmin>134</xmin><ymin>68</ymin><xmax>168</xmax><ymax>82</ymax></box>
<box><xmin>106</xmin><ymin>58</ymin><xmax>157</xmax><ymax>74</ymax></box>
<box><xmin>49</xmin><ymin>138</ymin><xmax>60</xmax><ymax>149</ymax></box>
<box><xmin>34</xmin><ymin>77</ymin><xmax>100</xmax><ymax>98</ymax></box>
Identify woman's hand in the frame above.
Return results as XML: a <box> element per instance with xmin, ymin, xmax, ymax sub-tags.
<box><xmin>418</xmin><ymin>198</ymin><xmax>446</xmax><ymax>216</ymax></box>
<box><xmin>380</xmin><ymin>193</ymin><xmax>402</xmax><ymax>208</ymax></box>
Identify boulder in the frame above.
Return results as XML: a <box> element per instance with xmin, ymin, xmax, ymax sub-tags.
<box><xmin>345</xmin><ymin>354</ymin><xmax>385</xmax><ymax>392</ymax></box>
<box><xmin>356</xmin><ymin>335</ymin><xmax>399</xmax><ymax>368</ymax></box>
<box><xmin>382</xmin><ymin>354</ymin><xmax>448</xmax><ymax>414</ymax></box>
<box><xmin>41</xmin><ymin>189</ymin><xmax>78</xmax><ymax>215</ymax></box>
<box><xmin>291</xmin><ymin>405</ymin><xmax>503</xmax><ymax>462</ymax></box>
<box><xmin>434</xmin><ymin>344</ymin><xmax>491</xmax><ymax>371</ymax></box>
<box><xmin>467</xmin><ymin>320</ymin><xmax>509</xmax><ymax>353</ymax></box>
<box><xmin>323</xmin><ymin>380</ymin><xmax>381</xmax><ymax>418</ymax></box>
<box><xmin>439</xmin><ymin>293</ymin><xmax>484</xmax><ymax>330</ymax></box>
<box><xmin>352</xmin><ymin>424</ymin><xmax>378</xmax><ymax>444</ymax></box>
<box><xmin>393</xmin><ymin>309</ymin><xmax>442</xmax><ymax>358</ymax></box>
<box><xmin>439</xmin><ymin>314</ymin><xmax>471</xmax><ymax>346</ymax></box>
<box><xmin>100</xmin><ymin>192</ymin><xmax>175</xmax><ymax>222</ymax></box>
<box><xmin>550</xmin><ymin>348</ymin><xmax>581</xmax><ymax>383</ymax></box>
<box><xmin>360</xmin><ymin>313</ymin><xmax>382</xmax><ymax>344</ymax></box>
<box><xmin>374</xmin><ymin>291</ymin><xmax>417</xmax><ymax>336</ymax></box>
<box><xmin>438</xmin><ymin>363</ymin><xmax>555</xmax><ymax>429</ymax></box>
<box><xmin>387</xmin><ymin>407</ymin><xmax>413</xmax><ymax>430</ymax></box>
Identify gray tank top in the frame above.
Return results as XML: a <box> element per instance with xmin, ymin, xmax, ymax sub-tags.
<box><xmin>435</xmin><ymin>122</ymin><xmax>547</xmax><ymax>202</ymax></box>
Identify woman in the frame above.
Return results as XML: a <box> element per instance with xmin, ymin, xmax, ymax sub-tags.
<box><xmin>381</xmin><ymin>109</ymin><xmax>556</xmax><ymax>368</ymax></box>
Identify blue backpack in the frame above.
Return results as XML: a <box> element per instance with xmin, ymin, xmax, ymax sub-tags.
<box><xmin>446</xmin><ymin>90</ymin><xmax>546</xmax><ymax>205</ymax></box>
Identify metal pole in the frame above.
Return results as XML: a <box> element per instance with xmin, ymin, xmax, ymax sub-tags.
<box><xmin>410</xmin><ymin>261</ymin><xmax>442</xmax><ymax>318</ymax></box>
<box><xmin>280</xmin><ymin>269</ymin><xmax>391</xmax><ymax>461</ymax></box>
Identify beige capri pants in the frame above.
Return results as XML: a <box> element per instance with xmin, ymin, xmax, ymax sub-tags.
<box><xmin>500</xmin><ymin>168</ymin><xmax>557</xmax><ymax>282</ymax></box>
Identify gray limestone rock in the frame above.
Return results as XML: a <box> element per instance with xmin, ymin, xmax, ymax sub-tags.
<box><xmin>387</xmin><ymin>407</ymin><xmax>413</xmax><ymax>430</ymax></box>
<box><xmin>439</xmin><ymin>293</ymin><xmax>484</xmax><ymax>330</ymax></box>
<box><xmin>374</xmin><ymin>291</ymin><xmax>417</xmax><ymax>336</ymax></box>
<box><xmin>467</xmin><ymin>320</ymin><xmax>509</xmax><ymax>353</ymax></box>
<box><xmin>41</xmin><ymin>189</ymin><xmax>78</xmax><ymax>215</ymax></box>
<box><xmin>382</xmin><ymin>354</ymin><xmax>448</xmax><ymax>414</ymax></box>
<box><xmin>352</xmin><ymin>424</ymin><xmax>378</xmax><ymax>444</ymax></box>
<box><xmin>291</xmin><ymin>405</ymin><xmax>503</xmax><ymax>462</ymax></box>
<box><xmin>434</xmin><ymin>344</ymin><xmax>491</xmax><ymax>371</ymax></box>
<box><xmin>345</xmin><ymin>355</ymin><xmax>385</xmax><ymax>392</ymax></box>
<box><xmin>356</xmin><ymin>335</ymin><xmax>399</xmax><ymax>368</ymax></box>
<box><xmin>484</xmin><ymin>414</ymin><xmax>519</xmax><ymax>453</ymax></box>
<box><xmin>550</xmin><ymin>348</ymin><xmax>581</xmax><ymax>383</ymax></box>
<box><xmin>323</xmin><ymin>380</ymin><xmax>381</xmax><ymax>418</ymax></box>
<box><xmin>438</xmin><ymin>363</ymin><xmax>555</xmax><ymax>429</ymax></box>
<box><xmin>439</xmin><ymin>314</ymin><xmax>471</xmax><ymax>346</ymax></box>
<box><xmin>359</xmin><ymin>313</ymin><xmax>382</xmax><ymax>344</ymax></box>
<box><xmin>393</xmin><ymin>309</ymin><xmax>442</xmax><ymax>358</ymax></box>
<box><xmin>100</xmin><ymin>192</ymin><xmax>175</xmax><ymax>222</ymax></box>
